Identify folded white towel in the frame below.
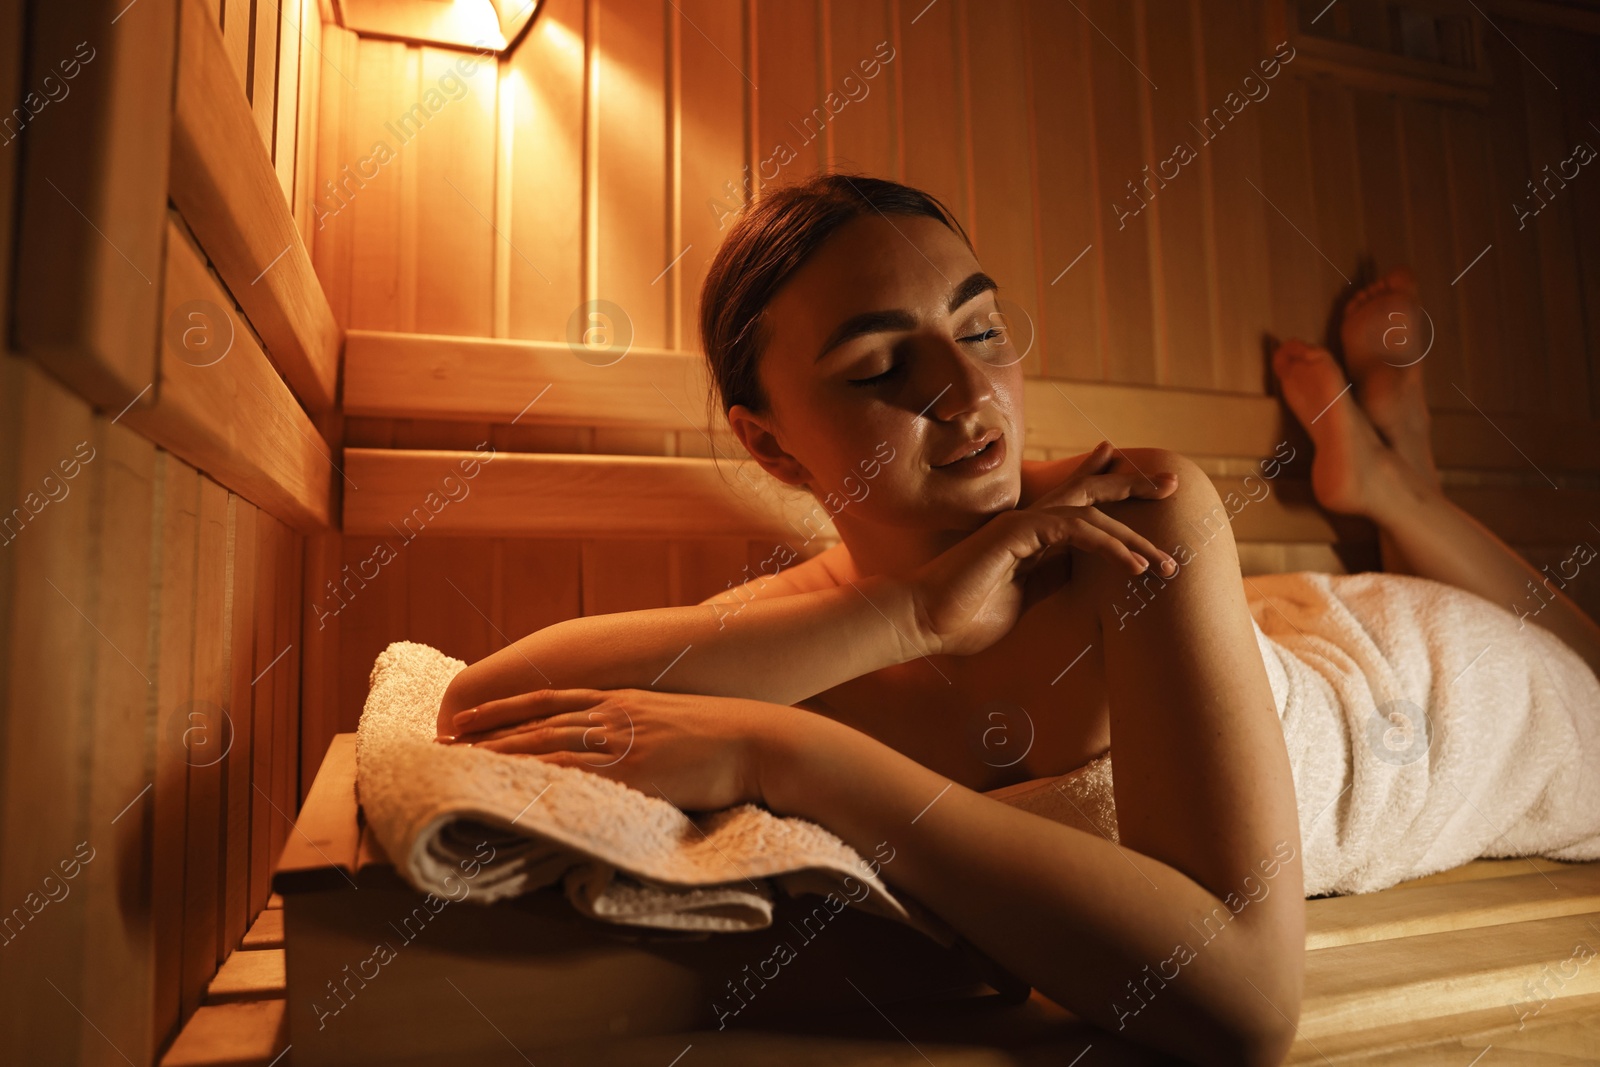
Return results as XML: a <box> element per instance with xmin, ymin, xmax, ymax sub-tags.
<box><xmin>355</xmin><ymin>641</ymin><xmax>963</xmax><ymax>945</ymax></box>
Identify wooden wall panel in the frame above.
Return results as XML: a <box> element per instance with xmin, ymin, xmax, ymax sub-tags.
<box><xmin>506</xmin><ymin>0</ymin><xmax>585</xmax><ymax>342</ymax></box>
<box><xmin>1507</xmin><ymin>21</ymin><xmax>1593</xmax><ymax>419</ymax></box>
<box><xmin>896</xmin><ymin>0</ymin><xmax>968</xmax><ymax>252</ymax></box>
<box><xmin>676</xmin><ymin>0</ymin><xmax>747</xmax><ymax>356</ymax></box>
<box><xmin>1024</xmin><ymin>1</ymin><xmax>1100</xmax><ymax>381</ymax></box>
<box><xmin>1398</xmin><ymin>97</ymin><xmax>1470</xmax><ymax>412</ymax></box>
<box><xmin>179</xmin><ymin>476</ymin><xmax>230</xmax><ymax>1018</ymax></box>
<box><xmin>77</xmin><ymin>418</ymin><xmax>159</xmax><ymax>1067</ymax></box>
<box><xmin>964</xmin><ymin>0</ymin><xmax>1042</xmax><ymax>378</ymax></box>
<box><xmin>0</xmin><ymin>362</ymin><xmax>99</xmax><ymax>1061</ymax></box>
<box><xmin>754</xmin><ymin>0</ymin><xmax>826</xmax><ymax>188</ymax></box>
<box><xmin>595</xmin><ymin>0</ymin><xmax>670</xmax><ymax>350</ymax></box>
<box><xmin>1195</xmin><ymin>0</ymin><xmax>1275</xmax><ymax>392</ymax></box>
<box><xmin>221</xmin><ymin>499</ymin><xmax>258</xmax><ymax>956</ymax></box>
<box><xmin>826</xmin><ymin>0</ymin><xmax>897</xmax><ymax>180</ymax></box>
<box><xmin>151</xmin><ymin>454</ymin><xmax>200</xmax><ymax>1050</ymax></box>
<box><xmin>414</xmin><ymin>46</ymin><xmax>498</xmax><ymax>337</ymax></box>
<box><xmin>1141</xmin><ymin>0</ymin><xmax>1216</xmax><ymax>388</ymax></box>
<box><xmin>251</xmin><ymin>0</ymin><xmax>280</xmax><ymax>149</ymax></box>
<box><xmin>1085</xmin><ymin>0</ymin><xmax>1159</xmax><ymax>386</ymax></box>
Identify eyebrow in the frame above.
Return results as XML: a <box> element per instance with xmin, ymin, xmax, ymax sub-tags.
<box><xmin>813</xmin><ymin>270</ymin><xmax>1000</xmax><ymax>363</ymax></box>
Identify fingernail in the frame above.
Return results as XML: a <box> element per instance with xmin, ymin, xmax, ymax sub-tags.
<box><xmin>453</xmin><ymin>708</ymin><xmax>479</xmax><ymax>728</ymax></box>
<box><xmin>1160</xmin><ymin>558</ymin><xmax>1177</xmax><ymax>575</ymax></box>
<box><xmin>435</xmin><ymin>734</ymin><xmax>457</xmax><ymax>744</ymax></box>
<box><xmin>1133</xmin><ymin>553</ymin><xmax>1150</xmax><ymax>571</ymax></box>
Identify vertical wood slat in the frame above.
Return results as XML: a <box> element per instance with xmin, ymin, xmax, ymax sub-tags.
<box><xmin>221</xmin><ymin>499</ymin><xmax>258</xmax><ymax>958</ymax></box>
<box><xmin>1397</xmin><ymin>97</ymin><xmax>1470</xmax><ymax>411</ymax></box>
<box><xmin>415</xmin><ymin>45</ymin><xmax>498</xmax><ymax>337</ymax></box>
<box><xmin>78</xmin><ymin>416</ymin><xmax>159</xmax><ymax>1067</ymax></box>
<box><xmin>1085</xmin><ymin>0</ymin><xmax>1158</xmax><ymax>386</ymax></box>
<box><xmin>1138</xmin><ymin>0</ymin><xmax>1214</xmax><ymax>388</ymax></box>
<box><xmin>676</xmin><ymin>0</ymin><xmax>747</xmax><ymax>358</ymax></box>
<box><xmin>249</xmin><ymin>514</ymin><xmax>281</xmax><ymax>914</ymax></box>
<box><xmin>311</xmin><ymin>23</ymin><xmax>357</xmax><ymax>327</ymax></box>
<box><xmin>963</xmin><ymin>0</ymin><xmax>1041</xmax><ymax>379</ymax></box>
<box><xmin>1024</xmin><ymin>0</ymin><xmax>1100</xmax><ymax>381</ymax></box>
<box><xmin>293</xmin><ymin>0</ymin><xmax>324</xmax><ymax>251</ymax></box>
<box><xmin>251</xmin><ymin>0</ymin><xmax>281</xmax><ymax>150</ymax></box>
<box><xmin>270</xmin><ymin>530</ymin><xmax>303</xmax><ymax>879</ymax></box>
<box><xmin>581</xmin><ymin>540</ymin><xmax>672</xmax><ymax>615</ymax></box>
<box><xmin>300</xmin><ymin>531</ymin><xmax>342</xmax><ymax>804</ymax></box>
<box><xmin>1195</xmin><ymin>0</ymin><xmax>1274</xmax><ymax>393</ymax></box>
<box><xmin>179</xmin><ymin>477</ymin><xmax>231</xmax><ymax>1018</ymax></box>
<box><xmin>152</xmin><ymin>453</ymin><xmax>201</xmax><ymax>1050</ymax></box>
<box><xmin>334</xmin><ymin>533</ymin><xmax>410</xmax><ymax>739</ymax></box>
<box><xmin>895</xmin><ymin>0</ymin><xmax>969</xmax><ymax>269</ymax></box>
<box><xmin>221</xmin><ymin>0</ymin><xmax>250</xmax><ymax>90</ymax></box>
<box><xmin>1442</xmin><ymin>108</ymin><xmax>1512</xmax><ymax>409</ymax></box>
<box><xmin>1556</xmin><ymin>27</ymin><xmax>1600</xmax><ymax>419</ymax></box>
<box><xmin>826</xmin><ymin>0</ymin><xmax>897</xmax><ymax>182</ymax></box>
<box><xmin>595</xmin><ymin>0</ymin><xmax>669</xmax><ymax>350</ymax></box>
<box><xmin>753</xmin><ymin>0</ymin><xmax>826</xmax><ymax>192</ymax></box>
<box><xmin>1257</xmin><ymin>73</ymin><xmax>1328</xmax><ymax>345</ymax></box>
<box><xmin>506</xmin><ymin>0</ymin><xmax>585</xmax><ymax>342</ymax></box>
<box><xmin>274</xmin><ymin>0</ymin><xmax>303</xmax><ymax>199</ymax></box>
<box><xmin>0</xmin><ymin>363</ymin><xmax>99</xmax><ymax>1062</ymax></box>
<box><xmin>1507</xmin><ymin>21</ymin><xmax>1592</xmax><ymax>419</ymax></box>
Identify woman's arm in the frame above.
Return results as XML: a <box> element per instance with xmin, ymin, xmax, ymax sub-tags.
<box><xmin>438</xmin><ymin>575</ymin><xmax>921</xmax><ymax>734</ymax></box>
<box><xmin>442</xmin><ymin>444</ymin><xmax>1179</xmax><ymax>737</ymax></box>
<box><xmin>759</xmin><ymin>449</ymin><xmax>1305</xmax><ymax>1067</ymax></box>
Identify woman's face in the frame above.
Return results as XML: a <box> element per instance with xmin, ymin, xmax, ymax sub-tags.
<box><xmin>729</xmin><ymin>212</ymin><xmax>1025</xmax><ymax>530</ymax></box>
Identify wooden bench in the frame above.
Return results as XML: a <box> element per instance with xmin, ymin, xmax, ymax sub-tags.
<box><xmin>161</xmin><ymin>734</ymin><xmax>1600</xmax><ymax>1064</ymax></box>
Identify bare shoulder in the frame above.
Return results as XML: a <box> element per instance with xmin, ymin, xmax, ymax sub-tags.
<box><xmin>693</xmin><ymin>541</ymin><xmax>848</xmax><ymax>608</ymax></box>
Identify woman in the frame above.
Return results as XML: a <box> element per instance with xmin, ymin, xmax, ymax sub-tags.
<box><xmin>433</xmin><ymin>174</ymin><xmax>1600</xmax><ymax>1065</ymax></box>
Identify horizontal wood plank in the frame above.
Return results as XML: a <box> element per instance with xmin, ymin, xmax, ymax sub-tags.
<box><xmin>1299</xmin><ymin>911</ymin><xmax>1600</xmax><ymax>1041</ymax></box>
<box><xmin>342</xmin><ymin>449</ymin><xmax>807</xmax><ymax>541</ymax></box>
<box><xmin>121</xmin><ymin>219</ymin><xmax>334</xmax><ymax>531</ymax></box>
<box><xmin>204</xmin><ymin>949</ymin><xmax>286</xmax><ymax>1004</ymax></box>
<box><xmin>1305</xmin><ymin>862</ymin><xmax>1600</xmax><ymax>949</ymax></box>
<box><xmin>159</xmin><ymin>999</ymin><xmax>288</xmax><ymax>1067</ymax></box>
<box><xmin>172</xmin><ymin>0</ymin><xmax>339</xmax><ymax>412</ymax></box>
<box><xmin>342</xmin><ymin>331</ymin><xmax>1600</xmax><ymax>476</ymax></box>
<box><xmin>240</xmin><ymin>909</ymin><xmax>284</xmax><ymax>950</ymax></box>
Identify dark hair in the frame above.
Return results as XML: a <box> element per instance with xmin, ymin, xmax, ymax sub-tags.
<box><xmin>698</xmin><ymin>171</ymin><xmax>974</xmax><ymax>428</ymax></box>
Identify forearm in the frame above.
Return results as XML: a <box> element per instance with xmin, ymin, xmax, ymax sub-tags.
<box><xmin>442</xmin><ymin>574</ymin><xmax>920</xmax><ymax>714</ymax></box>
<box><xmin>1373</xmin><ymin>475</ymin><xmax>1600</xmax><ymax>672</ymax></box>
<box><xmin>757</xmin><ymin>711</ymin><xmax>1299</xmax><ymax>1066</ymax></box>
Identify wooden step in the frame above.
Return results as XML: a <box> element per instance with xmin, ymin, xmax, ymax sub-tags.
<box><xmin>1305</xmin><ymin>861</ymin><xmax>1600</xmax><ymax>949</ymax></box>
<box><xmin>241</xmin><ymin>908</ymin><xmax>284</xmax><ymax>949</ymax></box>
<box><xmin>205</xmin><ymin>949</ymin><xmax>286</xmax><ymax>1004</ymax></box>
<box><xmin>1299</xmin><ymin>911</ymin><xmax>1600</xmax><ymax>1041</ymax></box>
<box><xmin>160</xmin><ymin>999</ymin><xmax>288</xmax><ymax>1067</ymax></box>
<box><xmin>1286</xmin><ymin>988</ymin><xmax>1600</xmax><ymax>1064</ymax></box>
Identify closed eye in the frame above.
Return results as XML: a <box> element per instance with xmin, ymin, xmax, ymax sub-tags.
<box><xmin>847</xmin><ymin>327</ymin><xmax>1007</xmax><ymax>387</ymax></box>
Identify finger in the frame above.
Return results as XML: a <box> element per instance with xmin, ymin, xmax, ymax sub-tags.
<box><xmin>454</xmin><ymin>707</ymin><xmax>615</xmax><ymax>746</ymax></box>
<box><xmin>1075</xmin><ymin>508</ymin><xmax>1178</xmax><ymax>575</ymax></box>
<box><xmin>451</xmin><ymin>687</ymin><xmax>604</xmax><ymax>735</ymax></box>
<box><xmin>1035</xmin><ymin>507</ymin><xmax>1172</xmax><ymax>576</ymax></box>
<box><xmin>1068</xmin><ymin>440</ymin><xmax>1116</xmax><ymax>479</ymax></box>
<box><xmin>1058</xmin><ymin>517</ymin><xmax>1151</xmax><ymax>575</ymax></box>
<box><xmin>469</xmin><ymin>721</ymin><xmax>591</xmax><ymax>755</ymax></box>
<box><xmin>1073</xmin><ymin>471</ymin><xmax>1179</xmax><ymax>505</ymax></box>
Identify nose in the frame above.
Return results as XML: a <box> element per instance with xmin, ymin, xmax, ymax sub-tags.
<box><xmin>920</xmin><ymin>333</ymin><xmax>998</xmax><ymax>423</ymax></box>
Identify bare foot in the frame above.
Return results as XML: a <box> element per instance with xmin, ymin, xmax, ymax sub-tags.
<box><xmin>1338</xmin><ymin>268</ymin><xmax>1440</xmax><ymax>490</ymax></box>
<box><xmin>1272</xmin><ymin>338</ymin><xmax>1408</xmax><ymax>518</ymax></box>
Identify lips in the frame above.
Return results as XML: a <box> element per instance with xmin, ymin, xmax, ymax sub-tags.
<box><xmin>933</xmin><ymin>427</ymin><xmax>1003</xmax><ymax>467</ymax></box>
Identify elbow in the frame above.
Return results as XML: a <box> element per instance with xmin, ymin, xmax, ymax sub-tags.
<box><xmin>1214</xmin><ymin>949</ymin><xmax>1302</xmax><ymax>1067</ymax></box>
<box><xmin>436</xmin><ymin>664</ymin><xmax>485</xmax><ymax>739</ymax></box>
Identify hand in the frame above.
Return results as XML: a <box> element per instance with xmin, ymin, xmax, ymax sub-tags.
<box><xmin>905</xmin><ymin>441</ymin><xmax>1180</xmax><ymax>658</ymax></box>
<box><xmin>440</xmin><ymin>688</ymin><xmax>765</xmax><ymax>812</ymax></box>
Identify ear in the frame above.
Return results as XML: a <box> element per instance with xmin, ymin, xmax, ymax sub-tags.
<box><xmin>727</xmin><ymin>404</ymin><xmax>814</xmax><ymax>489</ymax></box>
